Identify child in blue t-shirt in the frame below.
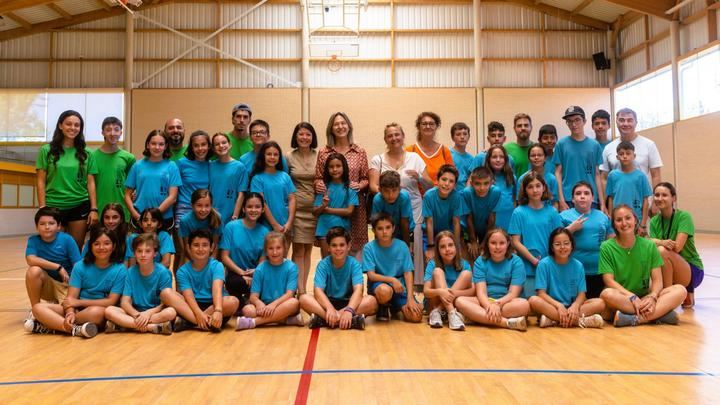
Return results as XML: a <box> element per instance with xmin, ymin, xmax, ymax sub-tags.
<box><xmin>125</xmin><ymin>208</ymin><xmax>175</xmax><ymax>268</ymax></box>
<box><xmin>484</xmin><ymin>145</ymin><xmax>517</xmax><ymax>231</ymax></box>
<box><xmin>462</xmin><ymin>167</ymin><xmax>500</xmax><ymax>258</ymax></box>
<box><xmin>529</xmin><ymin>228</ymin><xmax>606</xmax><ymax>328</ymax></box>
<box><xmin>371</xmin><ymin>170</ymin><xmax>414</xmax><ymax>248</ymax></box>
<box><xmin>508</xmin><ymin>173</ymin><xmax>563</xmax><ymax>298</ymax></box>
<box><xmin>422</xmin><ymin>164</ymin><xmax>467</xmax><ymax>261</ymax></box>
<box><xmin>606</xmin><ymin>141</ymin><xmax>653</xmax><ymax>234</ymax></box>
<box><xmin>164</xmin><ymin>229</ymin><xmax>240</xmax><ymax>333</ymax></box>
<box><xmin>455</xmin><ymin>228</ymin><xmax>529</xmax><ymax>331</ymax></box>
<box><xmin>236</xmin><ymin>232</ymin><xmax>303</xmax><ymax>330</ymax></box>
<box><xmin>364</xmin><ymin>213</ymin><xmax>422</xmax><ymax>323</ymax></box>
<box><xmin>179</xmin><ymin>189</ymin><xmax>223</xmax><ymax>262</ymax></box>
<box><xmin>26</xmin><ymin>227</ymin><xmax>126</xmax><ymax>338</ymax></box>
<box><xmin>249</xmin><ymin>141</ymin><xmax>297</xmax><ymax>236</ymax></box>
<box><xmin>104</xmin><ymin>233</ymin><xmax>176</xmax><ymax>334</ymax></box>
<box><xmin>300</xmin><ymin>227</ymin><xmax>377</xmax><ymax>330</ymax></box>
<box><xmin>517</xmin><ymin>144</ymin><xmax>559</xmax><ymax>209</ymax></box>
<box><xmin>25</xmin><ymin>207</ymin><xmax>82</xmax><ymax>309</ymax></box>
<box><xmin>209</xmin><ymin>132</ymin><xmax>249</xmax><ymax>224</ymax></box>
<box><xmin>313</xmin><ymin>153</ymin><xmax>358</xmax><ymax>257</ymax></box>
<box><xmin>422</xmin><ymin>231</ymin><xmax>473</xmax><ymax>331</ymax></box>
<box><xmin>450</xmin><ymin>122</ymin><xmax>474</xmax><ymax>187</ymax></box>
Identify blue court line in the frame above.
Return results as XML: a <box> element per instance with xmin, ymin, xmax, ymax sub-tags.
<box><xmin>0</xmin><ymin>368</ymin><xmax>715</xmax><ymax>386</ymax></box>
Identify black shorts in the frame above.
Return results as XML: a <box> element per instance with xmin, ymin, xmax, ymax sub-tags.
<box><xmin>585</xmin><ymin>274</ymin><xmax>605</xmax><ymax>299</ymax></box>
<box><xmin>329</xmin><ymin>298</ymin><xmax>350</xmax><ymax>310</ymax></box>
<box><xmin>54</xmin><ymin>200</ymin><xmax>91</xmax><ymax>225</ymax></box>
<box><xmin>196</xmin><ymin>300</ymin><xmax>230</xmax><ymax>325</ymax></box>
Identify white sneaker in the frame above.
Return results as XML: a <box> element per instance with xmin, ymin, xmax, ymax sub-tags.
<box><xmin>71</xmin><ymin>322</ymin><xmax>98</xmax><ymax>338</ymax></box>
<box><xmin>24</xmin><ymin>310</ymin><xmax>35</xmax><ymax>323</ymax></box>
<box><xmin>579</xmin><ymin>314</ymin><xmax>604</xmax><ymax>329</ymax></box>
<box><xmin>428</xmin><ymin>308</ymin><xmax>443</xmax><ymax>328</ymax></box>
<box><xmin>507</xmin><ymin>316</ymin><xmax>527</xmax><ymax>331</ymax></box>
<box><xmin>538</xmin><ymin>315</ymin><xmax>557</xmax><ymax>328</ymax></box>
<box><xmin>25</xmin><ymin>319</ymin><xmax>54</xmax><ymax>334</ymax></box>
<box><xmin>286</xmin><ymin>313</ymin><xmax>304</xmax><ymax>327</ymax></box>
<box><xmin>448</xmin><ymin>309</ymin><xmax>465</xmax><ymax>331</ymax></box>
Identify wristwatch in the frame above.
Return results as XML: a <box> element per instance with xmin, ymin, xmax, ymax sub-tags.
<box><xmin>629</xmin><ymin>295</ymin><xmax>638</xmax><ymax>302</ymax></box>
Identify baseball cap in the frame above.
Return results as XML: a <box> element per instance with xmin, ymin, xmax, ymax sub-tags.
<box><xmin>232</xmin><ymin>103</ymin><xmax>252</xmax><ymax>115</ymax></box>
<box><xmin>562</xmin><ymin>105</ymin><xmax>585</xmax><ymax>120</ymax></box>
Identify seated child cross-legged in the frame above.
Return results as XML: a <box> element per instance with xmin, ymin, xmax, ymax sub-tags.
<box><xmin>104</xmin><ymin>233</ymin><xmax>177</xmax><ymax>334</ymax></box>
<box><xmin>164</xmin><ymin>229</ymin><xmax>239</xmax><ymax>332</ymax></box>
<box><xmin>422</xmin><ymin>231</ymin><xmax>474</xmax><ymax>331</ymax></box>
<box><xmin>300</xmin><ymin>227</ymin><xmax>377</xmax><ymax>330</ymax></box>
<box><xmin>529</xmin><ymin>228</ymin><xmax>605</xmax><ymax>328</ymax></box>
<box><xmin>455</xmin><ymin>228</ymin><xmax>530</xmax><ymax>331</ymax></box>
<box><xmin>363</xmin><ymin>212</ymin><xmax>423</xmax><ymax>323</ymax></box>
<box><xmin>236</xmin><ymin>231</ymin><xmax>303</xmax><ymax>330</ymax></box>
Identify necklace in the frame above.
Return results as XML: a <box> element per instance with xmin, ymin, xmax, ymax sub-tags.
<box><xmin>662</xmin><ymin>209</ymin><xmax>675</xmax><ymax>241</ymax></box>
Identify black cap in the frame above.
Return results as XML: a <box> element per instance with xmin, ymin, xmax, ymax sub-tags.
<box><xmin>562</xmin><ymin>105</ymin><xmax>585</xmax><ymax>120</ymax></box>
<box><xmin>232</xmin><ymin>103</ymin><xmax>252</xmax><ymax>115</ymax></box>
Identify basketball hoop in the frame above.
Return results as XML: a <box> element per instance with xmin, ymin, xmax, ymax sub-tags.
<box><xmin>115</xmin><ymin>0</ymin><xmax>143</xmax><ymax>14</ymax></box>
<box><xmin>327</xmin><ymin>55</ymin><xmax>343</xmax><ymax>72</ymax></box>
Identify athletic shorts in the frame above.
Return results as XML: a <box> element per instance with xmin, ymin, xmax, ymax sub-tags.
<box><xmin>54</xmin><ymin>200</ymin><xmax>90</xmax><ymax>225</ymax></box>
<box><xmin>196</xmin><ymin>300</ymin><xmax>230</xmax><ymax>325</ymax></box>
<box><xmin>368</xmin><ymin>281</ymin><xmax>416</xmax><ymax>312</ymax></box>
<box><xmin>40</xmin><ymin>277</ymin><xmax>68</xmax><ymax>303</ymax></box>
<box><xmin>328</xmin><ymin>297</ymin><xmax>350</xmax><ymax>310</ymax></box>
<box><xmin>687</xmin><ymin>262</ymin><xmax>704</xmax><ymax>293</ymax></box>
<box><xmin>584</xmin><ymin>274</ymin><xmax>605</xmax><ymax>299</ymax></box>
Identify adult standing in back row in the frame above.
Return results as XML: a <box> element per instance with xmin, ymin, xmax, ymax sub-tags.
<box><xmin>504</xmin><ymin>113</ymin><xmax>534</xmax><ymax>178</ymax></box>
<box><xmin>406</xmin><ymin>112</ymin><xmax>453</xmax><ymax>184</ymax></box>
<box><xmin>227</xmin><ymin>103</ymin><xmax>255</xmax><ymax>160</ymax></box>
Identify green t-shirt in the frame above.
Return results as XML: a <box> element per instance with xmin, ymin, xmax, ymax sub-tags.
<box><xmin>227</xmin><ymin>131</ymin><xmax>254</xmax><ymax>160</ymax></box>
<box><xmin>649</xmin><ymin>209</ymin><xmax>703</xmax><ymax>270</ymax></box>
<box><xmin>169</xmin><ymin>145</ymin><xmax>188</xmax><ymax>161</ymax></box>
<box><xmin>504</xmin><ymin>142</ymin><xmax>533</xmax><ymax>178</ymax></box>
<box><xmin>598</xmin><ymin>237</ymin><xmax>663</xmax><ymax>296</ymax></box>
<box><xmin>91</xmin><ymin>148</ymin><xmax>136</xmax><ymax>220</ymax></box>
<box><xmin>36</xmin><ymin>144</ymin><xmax>98</xmax><ymax>209</ymax></box>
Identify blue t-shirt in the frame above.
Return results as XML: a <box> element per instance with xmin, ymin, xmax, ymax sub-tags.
<box><xmin>175</xmin><ymin>158</ymin><xmax>210</xmax><ymax>207</ymax></box>
<box><xmin>314</xmin><ymin>256</ymin><xmax>364</xmax><ymax>300</ymax></box>
<box><xmin>125</xmin><ymin>158</ymin><xmax>183</xmax><ymax>220</ymax></box>
<box><xmin>424</xmin><ymin>258</ymin><xmax>471</xmax><ymax>287</ymax></box>
<box><xmin>240</xmin><ymin>151</ymin><xmax>289</xmax><ymax>173</ymax></box>
<box><xmin>552</xmin><ymin>136</ymin><xmax>602</xmax><ymax>203</ymax></box>
<box><xmin>176</xmin><ymin>258</ymin><xmax>227</xmax><ymax>302</ymax></box>
<box><xmin>25</xmin><ymin>232</ymin><xmax>82</xmax><ymax>282</ymax></box>
<box><xmin>179</xmin><ymin>211</ymin><xmax>222</xmax><ymax>238</ymax></box>
<box><xmin>219</xmin><ymin>220</ymin><xmax>270</xmax><ymax>270</ymax></box>
<box><xmin>362</xmin><ymin>239</ymin><xmax>414</xmax><ymax>289</ymax></box>
<box><xmin>314</xmin><ymin>182</ymin><xmax>359</xmax><ymax>237</ymax></box>
<box><xmin>517</xmin><ymin>170</ymin><xmax>559</xmax><ymax>206</ymax></box>
<box><xmin>560</xmin><ymin>208</ymin><xmax>613</xmax><ymax>275</ymax></box>
<box><xmin>422</xmin><ymin>187</ymin><xmax>467</xmax><ymax>233</ymax></box>
<box><xmin>544</xmin><ymin>157</ymin><xmax>556</xmax><ymax>177</ymax></box>
<box><xmin>125</xmin><ymin>231</ymin><xmax>175</xmax><ymax>261</ymax></box>
<box><xmin>250</xmin><ymin>171</ymin><xmax>296</xmax><ymax>226</ymax></box>
<box><xmin>209</xmin><ymin>159</ymin><xmax>249</xmax><ymax>224</ymax></box>
<box><xmin>493</xmin><ymin>172</ymin><xmax>517</xmax><ymax>231</ymax></box>
<box><xmin>123</xmin><ymin>263</ymin><xmax>173</xmax><ymax>311</ymax></box>
<box><xmin>371</xmin><ymin>190</ymin><xmax>415</xmax><ymax>237</ymax></box>
<box><xmin>535</xmin><ymin>256</ymin><xmax>587</xmax><ymax>307</ymax></box>
<box><xmin>472</xmin><ymin>254</ymin><xmax>526</xmax><ymax>299</ymax></box>
<box><xmin>461</xmin><ymin>185</ymin><xmax>501</xmax><ymax>236</ymax></box>
<box><xmin>69</xmin><ymin>261</ymin><xmax>126</xmax><ymax>300</ymax></box>
<box><xmin>508</xmin><ymin>205</ymin><xmax>563</xmax><ymax>276</ymax></box>
<box><xmin>251</xmin><ymin>259</ymin><xmax>298</xmax><ymax>304</ymax></box>
<box><xmin>469</xmin><ymin>152</ymin><xmax>515</xmax><ymax>173</ymax></box>
<box><xmin>451</xmin><ymin>149</ymin><xmax>473</xmax><ymax>187</ymax></box>
<box><xmin>606</xmin><ymin>168</ymin><xmax>652</xmax><ymax>220</ymax></box>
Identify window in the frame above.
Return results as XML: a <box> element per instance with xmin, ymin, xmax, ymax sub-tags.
<box><xmin>680</xmin><ymin>45</ymin><xmax>720</xmax><ymax>120</ymax></box>
<box><xmin>614</xmin><ymin>67</ymin><xmax>673</xmax><ymax>131</ymax></box>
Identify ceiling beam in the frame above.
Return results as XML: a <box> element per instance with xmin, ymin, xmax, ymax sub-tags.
<box><xmin>603</xmin><ymin>0</ymin><xmax>676</xmax><ymax>20</ymax></box>
<box><xmin>499</xmin><ymin>0</ymin><xmax>610</xmax><ymax>30</ymax></box>
<box><xmin>614</xmin><ymin>11</ymin><xmax>644</xmax><ymax>30</ymax></box>
<box><xmin>572</xmin><ymin>0</ymin><xmax>595</xmax><ymax>15</ymax></box>
<box><xmin>4</xmin><ymin>11</ymin><xmax>33</xmax><ymax>29</ymax></box>
<box><xmin>0</xmin><ymin>1</ymin><xmax>58</xmax><ymax>15</ymax></box>
<box><xmin>93</xmin><ymin>0</ymin><xmax>111</xmax><ymax>12</ymax></box>
<box><xmin>46</xmin><ymin>3</ymin><xmax>72</xmax><ymax>20</ymax></box>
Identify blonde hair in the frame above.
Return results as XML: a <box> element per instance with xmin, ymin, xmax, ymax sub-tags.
<box><xmin>264</xmin><ymin>231</ymin><xmax>287</xmax><ymax>255</ymax></box>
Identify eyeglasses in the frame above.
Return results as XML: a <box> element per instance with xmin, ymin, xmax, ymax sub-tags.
<box><xmin>251</xmin><ymin>130</ymin><xmax>268</xmax><ymax>136</ymax></box>
<box><xmin>552</xmin><ymin>241</ymin><xmax>572</xmax><ymax>248</ymax></box>
<box><xmin>420</xmin><ymin>122</ymin><xmax>437</xmax><ymax>127</ymax></box>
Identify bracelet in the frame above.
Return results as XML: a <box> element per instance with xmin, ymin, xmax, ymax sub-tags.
<box><xmin>56</xmin><ymin>264</ymin><xmax>63</xmax><ymax>272</ymax></box>
<box><xmin>343</xmin><ymin>307</ymin><xmax>356</xmax><ymax>315</ymax></box>
<box><xmin>214</xmin><ymin>308</ymin><xmax>222</xmax><ymax>313</ymax></box>
<box><xmin>90</xmin><ymin>208</ymin><xmax>98</xmax><ymax>212</ymax></box>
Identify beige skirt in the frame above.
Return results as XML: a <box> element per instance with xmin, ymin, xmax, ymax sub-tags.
<box><xmin>292</xmin><ymin>207</ymin><xmax>317</xmax><ymax>244</ymax></box>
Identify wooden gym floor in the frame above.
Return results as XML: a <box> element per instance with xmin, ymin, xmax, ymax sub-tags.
<box><xmin>0</xmin><ymin>234</ymin><xmax>719</xmax><ymax>403</ymax></box>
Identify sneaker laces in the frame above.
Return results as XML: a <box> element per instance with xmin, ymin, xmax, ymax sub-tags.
<box><xmin>579</xmin><ymin>313</ymin><xmax>587</xmax><ymax>329</ymax></box>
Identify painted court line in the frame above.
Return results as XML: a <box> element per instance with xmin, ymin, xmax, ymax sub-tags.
<box><xmin>0</xmin><ymin>368</ymin><xmax>714</xmax><ymax>387</ymax></box>
<box><xmin>294</xmin><ymin>327</ymin><xmax>320</xmax><ymax>405</ymax></box>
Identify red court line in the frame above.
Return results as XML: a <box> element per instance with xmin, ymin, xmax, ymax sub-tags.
<box><xmin>294</xmin><ymin>327</ymin><xmax>320</xmax><ymax>405</ymax></box>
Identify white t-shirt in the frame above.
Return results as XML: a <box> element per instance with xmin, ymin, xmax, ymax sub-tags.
<box><xmin>601</xmin><ymin>135</ymin><xmax>663</xmax><ymax>183</ymax></box>
<box><xmin>370</xmin><ymin>151</ymin><xmax>427</xmax><ymax>224</ymax></box>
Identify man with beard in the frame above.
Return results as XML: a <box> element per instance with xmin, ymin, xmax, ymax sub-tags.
<box><xmin>504</xmin><ymin>113</ymin><xmax>534</xmax><ymax>178</ymax></box>
<box><xmin>227</xmin><ymin>103</ymin><xmax>254</xmax><ymax>160</ymax></box>
<box><xmin>165</xmin><ymin>118</ymin><xmax>187</xmax><ymax>161</ymax></box>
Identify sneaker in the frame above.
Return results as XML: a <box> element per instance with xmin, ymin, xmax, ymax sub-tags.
<box><xmin>173</xmin><ymin>317</ymin><xmax>192</xmax><ymax>333</ymax></box>
<box><xmin>350</xmin><ymin>314</ymin><xmax>365</xmax><ymax>330</ymax></box>
<box><xmin>308</xmin><ymin>314</ymin><xmax>326</xmax><ymax>329</ymax></box>
<box><xmin>440</xmin><ymin>310</ymin><xmax>449</xmax><ymax>324</ymax></box>
<box><xmin>376</xmin><ymin>305</ymin><xmax>390</xmax><ymax>322</ymax></box>
<box><xmin>24</xmin><ymin>310</ymin><xmax>35</xmax><ymax>323</ymax></box>
<box><xmin>655</xmin><ymin>310</ymin><xmax>679</xmax><ymax>325</ymax></box>
<box><xmin>235</xmin><ymin>316</ymin><xmax>256</xmax><ymax>331</ymax></box>
<box><xmin>538</xmin><ymin>315</ymin><xmax>558</xmax><ymax>328</ymax></box>
<box><xmin>613</xmin><ymin>311</ymin><xmax>638</xmax><ymax>327</ymax></box>
<box><xmin>428</xmin><ymin>308</ymin><xmax>443</xmax><ymax>328</ymax></box>
<box><xmin>507</xmin><ymin>316</ymin><xmax>528</xmax><ymax>331</ymax></box>
<box><xmin>105</xmin><ymin>320</ymin><xmax>119</xmax><ymax>334</ymax></box>
<box><xmin>151</xmin><ymin>321</ymin><xmax>173</xmax><ymax>335</ymax></box>
<box><xmin>448</xmin><ymin>309</ymin><xmax>465</xmax><ymax>331</ymax></box>
<box><xmin>24</xmin><ymin>319</ymin><xmax>54</xmax><ymax>334</ymax></box>
<box><xmin>579</xmin><ymin>314</ymin><xmax>604</xmax><ymax>329</ymax></box>
<box><xmin>71</xmin><ymin>322</ymin><xmax>98</xmax><ymax>338</ymax></box>
<box><xmin>286</xmin><ymin>313</ymin><xmax>304</xmax><ymax>327</ymax></box>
